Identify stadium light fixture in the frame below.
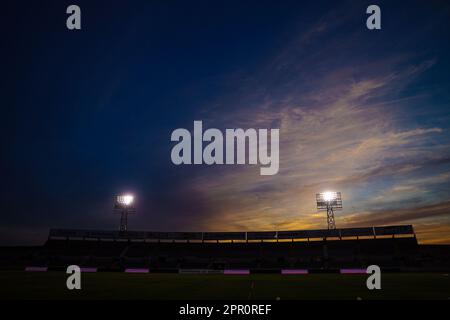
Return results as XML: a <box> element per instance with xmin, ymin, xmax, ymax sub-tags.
<box><xmin>322</xmin><ymin>191</ymin><xmax>336</xmax><ymax>202</ymax></box>
<box><xmin>117</xmin><ymin>194</ymin><xmax>134</xmax><ymax>206</ymax></box>
<box><xmin>114</xmin><ymin>194</ymin><xmax>136</xmax><ymax>232</ymax></box>
<box><xmin>316</xmin><ymin>191</ymin><xmax>342</xmax><ymax>230</ymax></box>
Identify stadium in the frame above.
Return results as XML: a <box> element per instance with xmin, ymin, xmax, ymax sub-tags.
<box><xmin>1</xmin><ymin>193</ymin><xmax>449</xmax><ymax>300</ymax></box>
<box><xmin>1</xmin><ymin>218</ymin><xmax>449</xmax><ymax>299</ymax></box>
<box><xmin>17</xmin><ymin>225</ymin><xmax>428</xmax><ymax>272</ymax></box>
<box><xmin>2</xmin><ymin>0</ymin><xmax>450</xmax><ymax>303</ymax></box>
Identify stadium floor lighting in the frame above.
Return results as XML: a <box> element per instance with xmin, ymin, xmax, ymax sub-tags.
<box><xmin>340</xmin><ymin>269</ymin><xmax>367</xmax><ymax>274</ymax></box>
<box><xmin>25</xmin><ymin>266</ymin><xmax>48</xmax><ymax>272</ymax></box>
<box><xmin>281</xmin><ymin>269</ymin><xmax>309</xmax><ymax>275</ymax></box>
<box><xmin>224</xmin><ymin>269</ymin><xmax>250</xmax><ymax>275</ymax></box>
<box><xmin>125</xmin><ymin>268</ymin><xmax>149</xmax><ymax>273</ymax></box>
<box><xmin>80</xmin><ymin>267</ymin><xmax>98</xmax><ymax>273</ymax></box>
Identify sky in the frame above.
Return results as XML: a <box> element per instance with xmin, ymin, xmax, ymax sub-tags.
<box><xmin>1</xmin><ymin>0</ymin><xmax>450</xmax><ymax>245</ymax></box>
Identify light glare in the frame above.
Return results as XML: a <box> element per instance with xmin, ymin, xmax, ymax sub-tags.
<box><xmin>323</xmin><ymin>191</ymin><xmax>336</xmax><ymax>202</ymax></box>
<box><xmin>117</xmin><ymin>194</ymin><xmax>134</xmax><ymax>206</ymax></box>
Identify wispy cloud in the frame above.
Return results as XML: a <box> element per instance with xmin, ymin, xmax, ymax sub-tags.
<box><xmin>176</xmin><ymin>9</ymin><xmax>450</xmax><ymax>243</ymax></box>
<box><xmin>342</xmin><ymin>201</ymin><xmax>450</xmax><ymax>227</ymax></box>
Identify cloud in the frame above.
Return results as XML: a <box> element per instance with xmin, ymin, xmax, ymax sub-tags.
<box><xmin>174</xmin><ymin>9</ymin><xmax>450</xmax><ymax>244</ymax></box>
<box><xmin>341</xmin><ymin>201</ymin><xmax>450</xmax><ymax>227</ymax></box>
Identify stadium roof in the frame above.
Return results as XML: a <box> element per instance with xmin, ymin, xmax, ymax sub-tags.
<box><xmin>49</xmin><ymin>225</ymin><xmax>414</xmax><ymax>241</ymax></box>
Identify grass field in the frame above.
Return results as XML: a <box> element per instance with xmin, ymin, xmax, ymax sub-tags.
<box><xmin>0</xmin><ymin>271</ymin><xmax>448</xmax><ymax>300</ymax></box>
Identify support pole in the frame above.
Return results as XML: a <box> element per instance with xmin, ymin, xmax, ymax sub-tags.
<box><xmin>327</xmin><ymin>205</ymin><xmax>336</xmax><ymax>230</ymax></box>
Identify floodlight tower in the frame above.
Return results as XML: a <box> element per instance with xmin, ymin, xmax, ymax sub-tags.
<box><xmin>316</xmin><ymin>191</ymin><xmax>342</xmax><ymax>230</ymax></box>
<box><xmin>114</xmin><ymin>194</ymin><xmax>135</xmax><ymax>231</ymax></box>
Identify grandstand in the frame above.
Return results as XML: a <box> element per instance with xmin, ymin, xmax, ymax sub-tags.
<box><xmin>0</xmin><ymin>224</ymin><xmax>443</xmax><ymax>273</ymax></box>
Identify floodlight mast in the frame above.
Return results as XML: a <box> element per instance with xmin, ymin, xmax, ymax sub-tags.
<box><xmin>120</xmin><ymin>211</ymin><xmax>128</xmax><ymax>231</ymax></box>
<box><xmin>326</xmin><ymin>205</ymin><xmax>336</xmax><ymax>230</ymax></box>
<box><xmin>114</xmin><ymin>195</ymin><xmax>135</xmax><ymax>231</ymax></box>
<box><xmin>316</xmin><ymin>192</ymin><xmax>342</xmax><ymax>230</ymax></box>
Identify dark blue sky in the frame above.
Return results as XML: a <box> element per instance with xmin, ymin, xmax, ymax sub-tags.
<box><xmin>2</xmin><ymin>0</ymin><xmax>450</xmax><ymax>245</ymax></box>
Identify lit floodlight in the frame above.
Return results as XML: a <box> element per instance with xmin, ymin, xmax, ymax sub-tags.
<box><xmin>117</xmin><ymin>194</ymin><xmax>134</xmax><ymax>206</ymax></box>
<box><xmin>316</xmin><ymin>191</ymin><xmax>342</xmax><ymax>210</ymax></box>
<box><xmin>114</xmin><ymin>194</ymin><xmax>136</xmax><ymax>232</ymax></box>
<box><xmin>316</xmin><ymin>191</ymin><xmax>342</xmax><ymax>230</ymax></box>
<box><xmin>322</xmin><ymin>191</ymin><xmax>336</xmax><ymax>202</ymax></box>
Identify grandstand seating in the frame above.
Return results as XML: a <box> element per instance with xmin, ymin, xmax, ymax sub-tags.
<box><xmin>24</xmin><ymin>236</ymin><xmax>423</xmax><ymax>271</ymax></box>
<box><xmin>1</xmin><ymin>225</ymin><xmax>449</xmax><ymax>272</ymax></box>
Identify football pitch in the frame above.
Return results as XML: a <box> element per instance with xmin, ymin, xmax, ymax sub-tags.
<box><xmin>0</xmin><ymin>272</ymin><xmax>448</xmax><ymax>300</ymax></box>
